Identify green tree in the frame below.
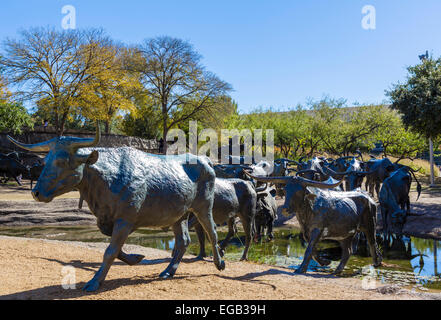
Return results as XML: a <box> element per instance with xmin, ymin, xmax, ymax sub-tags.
<box><xmin>387</xmin><ymin>56</ymin><xmax>441</xmax><ymax>183</ymax></box>
<box><xmin>120</xmin><ymin>93</ymin><xmax>161</xmax><ymax>139</ymax></box>
<box><xmin>0</xmin><ymin>102</ymin><xmax>33</xmax><ymax>134</ymax></box>
<box><xmin>387</xmin><ymin>57</ymin><xmax>441</xmax><ymax>139</ymax></box>
<box><xmin>368</xmin><ymin>106</ymin><xmax>426</xmax><ymax>160</ymax></box>
<box><xmin>77</xmin><ymin>44</ymin><xmax>140</xmax><ymax>134</ymax></box>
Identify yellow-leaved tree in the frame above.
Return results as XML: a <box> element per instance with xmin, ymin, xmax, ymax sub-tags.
<box><xmin>77</xmin><ymin>44</ymin><xmax>141</xmax><ymax>133</ymax></box>
<box><xmin>0</xmin><ymin>73</ymin><xmax>11</xmax><ymax>103</ymax></box>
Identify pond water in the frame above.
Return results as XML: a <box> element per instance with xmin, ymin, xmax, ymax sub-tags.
<box><xmin>1</xmin><ymin>225</ymin><xmax>440</xmax><ymax>292</ymax></box>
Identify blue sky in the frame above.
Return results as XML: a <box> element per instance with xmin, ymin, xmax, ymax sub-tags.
<box><xmin>0</xmin><ymin>0</ymin><xmax>440</xmax><ymax>113</ymax></box>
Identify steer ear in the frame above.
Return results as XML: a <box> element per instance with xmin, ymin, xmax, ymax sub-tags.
<box><xmin>305</xmin><ymin>193</ymin><xmax>317</xmax><ymax>207</ymax></box>
<box><xmin>75</xmin><ymin>150</ymin><xmax>99</xmax><ymax>166</ymax></box>
<box><xmin>270</xmin><ymin>189</ymin><xmax>277</xmax><ymax>197</ymax></box>
<box><xmin>86</xmin><ymin>150</ymin><xmax>99</xmax><ymax>165</ymax></box>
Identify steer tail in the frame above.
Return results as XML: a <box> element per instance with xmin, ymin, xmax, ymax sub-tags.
<box><xmin>409</xmin><ymin>169</ymin><xmax>422</xmax><ymax>201</ymax></box>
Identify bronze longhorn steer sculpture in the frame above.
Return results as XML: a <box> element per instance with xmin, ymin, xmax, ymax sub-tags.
<box><xmin>254</xmin><ymin>183</ymin><xmax>278</xmax><ymax>242</ymax></box>
<box><xmin>8</xmin><ymin>126</ymin><xmax>225</xmax><ymax>292</ymax></box>
<box><xmin>244</xmin><ymin>171</ymin><xmax>382</xmax><ymax>274</ymax></box>
<box><xmin>379</xmin><ymin>166</ymin><xmax>422</xmax><ymax>239</ymax></box>
<box><xmin>181</xmin><ymin>178</ymin><xmax>257</xmax><ymax>261</ymax></box>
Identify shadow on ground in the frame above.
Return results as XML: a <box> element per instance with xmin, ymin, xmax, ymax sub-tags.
<box><xmin>0</xmin><ymin>256</ymin><xmax>336</xmax><ymax>300</ymax></box>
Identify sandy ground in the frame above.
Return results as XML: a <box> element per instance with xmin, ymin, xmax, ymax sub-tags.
<box><xmin>1</xmin><ymin>235</ymin><xmax>439</xmax><ymax>300</ymax></box>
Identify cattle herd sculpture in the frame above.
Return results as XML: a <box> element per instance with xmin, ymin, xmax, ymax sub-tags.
<box><xmin>4</xmin><ymin>127</ymin><xmax>423</xmax><ymax>292</ymax></box>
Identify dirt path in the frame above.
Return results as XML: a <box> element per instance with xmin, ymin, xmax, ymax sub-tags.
<box><xmin>0</xmin><ymin>235</ymin><xmax>439</xmax><ymax>300</ymax></box>
<box><xmin>0</xmin><ymin>182</ymin><xmax>96</xmax><ymax>226</ymax></box>
<box><xmin>404</xmin><ymin>182</ymin><xmax>441</xmax><ymax>239</ymax></box>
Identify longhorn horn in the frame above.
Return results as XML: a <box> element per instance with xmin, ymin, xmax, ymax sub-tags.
<box><xmin>323</xmin><ymin>165</ymin><xmax>350</xmax><ymax>177</ymax></box>
<box><xmin>296</xmin><ymin>169</ymin><xmax>318</xmax><ymax>177</ymax></box>
<box><xmin>354</xmin><ymin>150</ymin><xmax>364</xmax><ymax>161</ymax></box>
<box><xmin>355</xmin><ymin>169</ymin><xmax>375</xmax><ymax>176</ymax></box>
<box><xmin>296</xmin><ymin>176</ymin><xmax>344</xmax><ymax>189</ymax></box>
<box><xmin>243</xmin><ymin>171</ymin><xmax>292</xmax><ymax>184</ymax></box>
<box><xmin>7</xmin><ymin>136</ymin><xmax>57</xmax><ymax>153</ymax></box>
<box><xmin>68</xmin><ymin>122</ymin><xmax>101</xmax><ymax>151</ymax></box>
<box><xmin>337</xmin><ymin>156</ymin><xmax>356</xmax><ymax>161</ymax></box>
<box><xmin>274</xmin><ymin>158</ymin><xmax>292</xmax><ymax>163</ymax></box>
<box><xmin>275</xmin><ymin>158</ymin><xmax>299</xmax><ymax>164</ymax></box>
<box><xmin>255</xmin><ymin>183</ymin><xmax>268</xmax><ymax>193</ymax></box>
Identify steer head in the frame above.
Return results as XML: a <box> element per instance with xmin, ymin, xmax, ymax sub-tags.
<box><xmin>324</xmin><ymin>158</ymin><xmax>372</xmax><ymax>191</ymax></box>
<box><xmin>244</xmin><ymin>171</ymin><xmax>343</xmax><ymax>218</ymax></box>
<box><xmin>7</xmin><ymin>127</ymin><xmax>100</xmax><ymax>203</ymax></box>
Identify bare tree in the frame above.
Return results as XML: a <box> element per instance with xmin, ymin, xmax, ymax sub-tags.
<box><xmin>131</xmin><ymin>36</ymin><xmax>232</xmax><ymax>153</ymax></box>
<box><xmin>0</xmin><ymin>27</ymin><xmax>115</xmax><ymax>136</ymax></box>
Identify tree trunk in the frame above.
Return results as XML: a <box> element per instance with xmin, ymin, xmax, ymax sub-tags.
<box><xmin>429</xmin><ymin>137</ymin><xmax>435</xmax><ymax>187</ymax></box>
<box><xmin>59</xmin><ymin>121</ymin><xmax>65</xmax><ymax>137</ymax></box>
<box><xmin>106</xmin><ymin>106</ymin><xmax>113</xmax><ymax>134</ymax></box>
<box><xmin>54</xmin><ymin>107</ymin><xmax>61</xmax><ymax>137</ymax></box>
<box><xmin>162</xmin><ymin>120</ymin><xmax>168</xmax><ymax>155</ymax></box>
<box><xmin>59</xmin><ymin>110</ymin><xmax>69</xmax><ymax>137</ymax></box>
<box><xmin>162</xmin><ymin>101</ymin><xmax>168</xmax><ymax>155</ymax></box>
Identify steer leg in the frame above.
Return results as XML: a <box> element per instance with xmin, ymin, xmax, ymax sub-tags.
<box><xmin>295</xmin><ymin>228</ymin><xmax>322</xmax><ymax>274</ymax></box>
<box><xmin>78</xmin><ymin>196</ymin><xmax>84</xmax><ymax>210</ymax></box>
<box><xmin>375</xmin><ymin>182</ymin><xmax>381</xmax><ymax>199</ymax></box>
<box><xmin>194</xmin><ymin>222</ymin><xmax>207</xmax><ymax>259</ymax></box>
<box><xmin>219</xmin><ymin>218</ymin><xmax>236</xmax><ymax>257</ymax></box>
<box><xmin>159</xmin><ymin>215</ymin><xmax>191</xmax><ymax>279</ymax></box>
<box><xmin>333</xmin><ymin>237</ymin><xmax>353</xmax><ymax>275</ymax></box>
<box><xmin>117</xmin><ymin>250</ymin><xmax>145</xmax><ymax>266</ymax></box>
<box><xmin>361</xmin><ymin>203</ymin><xmax>382</xmax><ymax>268</ymax></box>
<box><xmin>14</xmin><ymin>175</ymin><xmax>22</xmax><ymax>186</ymax></box>
<box><xmin>312</xmin><ymin>248</ymin><xmax>331</xmax><ymax>266</ymax></box>
<box><xmin>238</xmin><ymin>212</ymin><xmax>254</xmax><ymax>261</ymax></box>
<box><xmin>380</xmin><ymin>205</ymin><xmax>388</xmax><ymax>238</ymax></box>
<box><xmin>362</xmin><ymin>230</ymin><xmax>382</xmax><ymax>268</ymax></box>
<box><xmin>83</xmin><ymin>219</ymin><xmax>133</xmax><ymax>292</ymax></box>
<box><xmin>267</xmin><ymin>216</ymin><xmax>275</xmax><ymax>241</ymax></box>
<box><xmin>192</xmin><ymin>205</ymin><xmax>225</xmax><ymax>272</ymax></box>
<box><xmin>405</xmin><ymin>196</ymin><xmax>411</xmax><ymax>216</ymax></box>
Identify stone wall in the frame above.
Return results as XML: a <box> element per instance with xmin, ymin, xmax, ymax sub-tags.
<box><xmin>0</xmin><ymin>127</ymin><xmax>159</xmax><ymax>153</ymax></box>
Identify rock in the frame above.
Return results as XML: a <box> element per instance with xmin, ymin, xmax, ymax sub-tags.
<box><xmin>376</xmin><ymin>284</ymin><xmax>404</xmax><ymax>295</ymax></box>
